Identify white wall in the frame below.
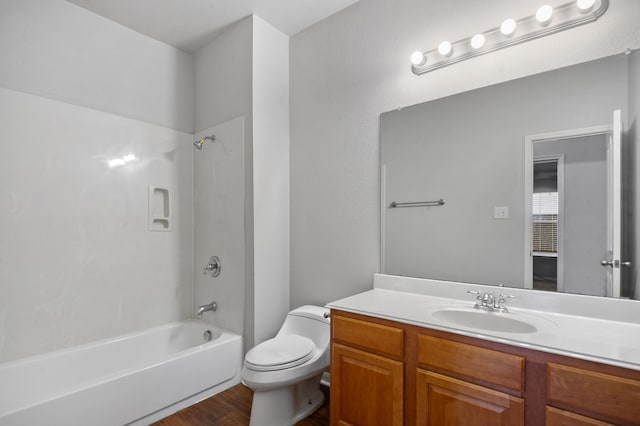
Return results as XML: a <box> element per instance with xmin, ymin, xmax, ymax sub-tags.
<box><xmin>252</xmin><ymin>16</ymin><xmax>290</xmax><ymax>343</ymax></box>
<box><xmin>194</xmin><ymin>16</ymin><xmax>255</xmax><ymax>350</ymax></box>
<box><xmin>195</xmin><ymin>15</ymin><xmax>290</xmax><ymax>348</ymax></box>
<box><xmin>194</xmin><ymin>17</ymin><xmax>253</xmax><ymax>134</ymax></box>
<box><xmin>194</xmin><ymin>118</ymin><xmax>246</xmax><ymax>336</ymax></box>
<box><xmin>0</xmin><ymin>88</ymin><xmax>193</xmax><ymax>362</ymax></box>
<box><xmin>0</xmin><ymin>1</ymin><xmax>289</xmax><ymax>360</ymax></box>
<box><xmin>0</xmin><ymin>0</ymin><xmax>196</xmax><ymax>362</ymax></box>
<box><xmin>0</xmin><ymin>0</ymin><xmax>194</xmax><ymax>133</ymax></box>
<box><xmin>290</xmin><ymin>0</ymin><xmax>640</xmax><ymax>306</ymax></box>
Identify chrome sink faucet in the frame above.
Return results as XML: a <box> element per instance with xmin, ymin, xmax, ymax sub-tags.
<box><xmin>196</xmin><ymin>301</ymin><xmax>217</xmax><ymax>317</ymax></box>
<box><xmin>467</xmin><ymin>290</ymin><xmax>515</xmax><ymax>313</ymax></box>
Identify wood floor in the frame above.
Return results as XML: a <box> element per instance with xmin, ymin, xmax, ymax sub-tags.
<box><xmin>152</xmin><ymin>384</ymin><xmax>330</xmax><ymax>426</ymax></box>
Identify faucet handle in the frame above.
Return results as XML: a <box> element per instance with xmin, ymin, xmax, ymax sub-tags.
<box><xmin>467</xmin><ymin>290</ymin><xmax>485</xmax><ymax>309</ymax></box>
<box><xmin>467</xmin><ymin>290</ymin><xmax>483</xmax><ymax>303</ymax></box>
<box><xmin>496</xmin><ymin>293</ymin><xmax>517</xmax><ymax>312</ymax></box>
<box><xmin>498</xmin><ymin>293</ymin><xmax>517</xmax><ymax>300</ymax></box>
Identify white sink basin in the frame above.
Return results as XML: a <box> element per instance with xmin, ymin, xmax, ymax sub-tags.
<box><xmin>431</xmin><ymin>308</ymin><xmax>538</xmax><ymax>334</ymax></box>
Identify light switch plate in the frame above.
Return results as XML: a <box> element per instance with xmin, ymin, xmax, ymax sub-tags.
<box><xmin>494</xmin><ymin>206</ymin><xmax>509</xmax><ymax>219</ymax></box>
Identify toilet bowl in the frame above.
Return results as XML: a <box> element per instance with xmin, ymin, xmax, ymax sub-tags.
<box><xmin>241</xmin><ymin>305</ymin><xmax>330</xmax><ymax>426</ymax></box>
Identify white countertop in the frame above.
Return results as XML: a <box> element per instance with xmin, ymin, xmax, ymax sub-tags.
<box><xmin>326</xmin><ymin>274</ymin><xmax>640</xmax><ymax>371</ymax></box>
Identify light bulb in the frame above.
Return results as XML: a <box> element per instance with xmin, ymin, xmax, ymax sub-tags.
<box><xmin>438</xmin><ymin>41</ymin><xmax>453</xmax><ymax>57</ymax></box>
<box><xmin>500</xmin><ymin>18</ymin><xmax>517</xmax><ymax>36</ymax></box>
<box><xmin>470</xmin><ymin>34</ymin><xmax>486</xmax><ymax>49</ymax></box>
<box><xmin>577</xmin><ymin>0</ymin><xmax>596</xmax><ymax>12</ymax></box>
<box><xmin>536</xmin><ymin>5</ymin><xmax>553</xmax><ymax>25</ymax></box>
<box><xmin>410</xmin><ymin>51</ymin><xmax>426</xmax><ymax>66</ymax></box>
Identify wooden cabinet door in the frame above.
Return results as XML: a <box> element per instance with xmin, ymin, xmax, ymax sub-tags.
<box><xmin>416</xmin><ymin>369</ymin><xmax>524</xmax><ymax>426</ymax></box>
<box><xmin>546</xmin><ymin>406</ymin><xmax>615</xmax><ymax>426</ymax></box>
<box><xmin>331</xmin><ymin>343</ymin><xmax>403</xmax><ymax>426</ymax></box>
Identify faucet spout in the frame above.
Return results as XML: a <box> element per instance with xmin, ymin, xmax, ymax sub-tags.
<box><xmin>196</xmin><ymin>301</ymin><xmax>217</xmax><ymax>317</ymax></box>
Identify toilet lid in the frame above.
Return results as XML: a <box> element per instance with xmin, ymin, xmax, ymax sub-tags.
<box><xmin>245</xmin><ymin>335</ymin><xmax>315</xmax><ymax>372</ymax></box>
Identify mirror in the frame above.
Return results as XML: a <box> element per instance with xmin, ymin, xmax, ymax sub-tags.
<box><xmin>381</xmin><ymin>50</ymin><xmax>639</xmax><ymax>299</ymax></box>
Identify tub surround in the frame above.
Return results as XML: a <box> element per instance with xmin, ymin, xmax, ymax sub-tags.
<box><xmin>0</xmin><ymin>87</ymin><xmax>194</xmax><ymax>363</ymax></box>
<box><xmin>327</xmin><ymin>274</ymin><xmax>640</xmax><ymax>371</ymax></box>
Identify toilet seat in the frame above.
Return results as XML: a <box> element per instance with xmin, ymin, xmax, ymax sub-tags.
<box><xmin>245</xmin><ymin>335</ymin><xmax>315</xmax><ymax>372</ymax></box>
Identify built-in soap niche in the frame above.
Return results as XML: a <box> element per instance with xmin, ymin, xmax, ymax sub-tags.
<box><xmin>148</xmin><ymin>185</ymin><xmax>171</xmax><ymax>231</ymax></box>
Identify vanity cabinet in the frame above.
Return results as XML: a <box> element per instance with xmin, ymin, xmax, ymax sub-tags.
<box><xmin>330</xmin><ymin>309</ymin><xmax>640</xmax><ymax>426</ymax></box>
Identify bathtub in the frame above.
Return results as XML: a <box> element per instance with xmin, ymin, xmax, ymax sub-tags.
<box><xmin>0</xmin><ymin>320</ymin><xmax>242</xmax><ymax>426</ymax></box>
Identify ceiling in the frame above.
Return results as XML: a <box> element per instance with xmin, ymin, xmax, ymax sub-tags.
<box><xmin>66</xmin><ymin>0</ymin><xmax>361</xmax><ymax>53</ymax></box>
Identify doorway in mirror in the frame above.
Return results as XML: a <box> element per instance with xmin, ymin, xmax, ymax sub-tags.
<box><xmin>525</xmin><ymin>110</ymin><xmax>622</xmax><ymax>297</ymax></box>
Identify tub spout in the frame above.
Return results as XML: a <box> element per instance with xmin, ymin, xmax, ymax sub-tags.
<box><xmin>196</xmin><ymin>301</ymin><xmax>217</xmax><ymax>317</ymax></box>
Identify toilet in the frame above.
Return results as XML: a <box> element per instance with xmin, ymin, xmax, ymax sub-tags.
<box><xmin>241</xmin><ymin>305</ymin><xmax>330</xmax><ymax>426</ymax></box>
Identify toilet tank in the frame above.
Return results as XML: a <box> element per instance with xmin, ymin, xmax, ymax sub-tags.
<box><xmin>277</xmin><ymin>305</ymin><xmax>330</xmax><ymax>348</ymax></box>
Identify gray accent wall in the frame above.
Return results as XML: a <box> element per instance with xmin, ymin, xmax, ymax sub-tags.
<box><xmin>289</xmin><ymin>0</ymin><xmax>640</xmax><ymax>308</ymax></box>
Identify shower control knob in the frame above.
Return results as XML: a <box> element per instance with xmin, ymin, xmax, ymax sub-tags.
<box><xmin>203</xmin><ymin>256</ymin><xmax>222</xmax><ymax>277</ymax></box>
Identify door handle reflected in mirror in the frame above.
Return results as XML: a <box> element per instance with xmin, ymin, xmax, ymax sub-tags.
<box><xmin>600</xmin><ymin>260</ymin><xmax>632</xmax><ymax>268</ymax></box>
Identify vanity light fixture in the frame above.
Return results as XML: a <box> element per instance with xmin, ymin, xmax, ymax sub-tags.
<box><xmin>500</xmin><ymin>18</ymin><xmax>517</xmax><ymax>36</ymax></box>
<box><xmin>411</xmin><ymin>0</ymin><xmax>609</xmax><ymax>75</ymax></box>
<box><xmin>470</xmin><ymin>34</ymin><xmax>486</xmax><ymax>49</ymax></box>
<box><xmin>536</xmin><ymin>5</ymin><xmax>554</xmax><ymax>25</ymax></box>
<box><xmin>577</xmin><ymin>0</ymin><xmax>596</xmax><ymax>12</ymax></box>
<box><xmin>438</xmin><ymin>41</ymin><xmax>453</xmax><ymax>57</ymax></box>
<box><xmin>410</xmin><ymin>50</ymin><xmax>426</xmax><ymax>66</ymax></box>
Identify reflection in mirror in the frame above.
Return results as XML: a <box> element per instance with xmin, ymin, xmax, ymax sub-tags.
<box><xmin>528</xmin><ymin>132</ymin><xmax>610</xmax><ymax>297</ymax></box>
<box><xmin>532</xmin><ymin>158</ymin><xmax>562</xmax><ymax>292</ymax></box>
<box><xmin>381</xmin><ymin>50</ymin><xmax>639</xmax><ymax>299</ymax></box>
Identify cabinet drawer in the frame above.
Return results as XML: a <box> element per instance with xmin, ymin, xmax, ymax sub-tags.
<box><xmin>418</xmin><ymin>334</ymin><xmax>525</xmax><ymax>392</ymax></box>
<box><xmin>546</xmin><ymin>406</ymin><xmax>615</xmax><ymax>426</ymax></box>
<box><xmin>547</xmin><ymin>362</ymin><xmax>640</xmax><ymax>424</ymax></box>
<box><xmin>332</xmin><ymin>314</ymin><xmax>404</xmax><ymax>358</ymax></box>
<box><xmin>416</xmin><ymin>369</ymin><xmax>524</xmax><ymax>426</ymax></box>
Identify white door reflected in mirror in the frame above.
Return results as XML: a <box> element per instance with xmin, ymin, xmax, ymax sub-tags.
<box><xmin>524</xmin><ymin>110</ymin><xmax>622</xmax><ymax>297</ymax></box>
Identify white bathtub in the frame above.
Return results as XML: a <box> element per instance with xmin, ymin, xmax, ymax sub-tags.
<box><xmin>0</xmin><ymin>320</ymin><xmax>242</xmax><ymax>425</ymax></box>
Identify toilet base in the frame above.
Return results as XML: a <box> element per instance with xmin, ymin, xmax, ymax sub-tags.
<box><xmin>248</xmin><ymin>374</ymin><xmax>324</xmax><ymax>426</ymax></box>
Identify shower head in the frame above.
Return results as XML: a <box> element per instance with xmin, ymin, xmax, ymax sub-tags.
<box><xmin>193</xmin><ymin>134</ymin><xmax>216</xmax><ymax>150</ymax></box>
